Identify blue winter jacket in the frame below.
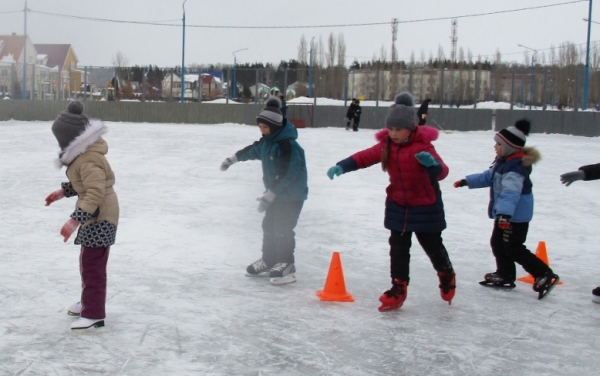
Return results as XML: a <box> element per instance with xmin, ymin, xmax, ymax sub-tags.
<box><xmin>465</xmin><ymin>147</ymin><xmax>540</xmax><ymax>223</ymax></box>
<box><xmin>236</xmin><ymin>120</ymin><xmax>308</xmax><ymax>202</ymax></box>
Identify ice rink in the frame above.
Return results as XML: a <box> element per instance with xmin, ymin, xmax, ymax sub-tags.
<box><xmin>1</xmin><ymin>120</ymin><xmax>599</xmax><ymax>375</ymax></box>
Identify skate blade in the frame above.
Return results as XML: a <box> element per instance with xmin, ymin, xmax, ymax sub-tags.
<box><xmin>71</xmin><ymin>320</ymin><xmax>105</xmax><ymax>330</ymax></box>
<box><xmin>245</xmin><ymin>272</ymin><xmax>270</xmax><ymax>278</ymax></box>
<box><xmin>538</xmin><ymin>276</ymin><xmax>560</xmax><ymax>300</ymax></box>
<box><xmin>479</xmin><ymin>280</ymin><xmax>516</xmax><ymax>289</ymax></box>
<box><xmin>378</xmin><ymin>304</ymin><xmax>401</xmax><ymax>312</ymax></box>
<box><xmin>67</xmin><ymin>311</ymin><xmax>81</xmax><ymax>317</ymax></box>
<box><xmin>270</xmin><ymin>274</ymin><xmax>296</xmax><ymax>285</ymax></box>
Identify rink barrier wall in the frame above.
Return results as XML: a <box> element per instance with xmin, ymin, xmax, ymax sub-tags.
<box><xmin>1</xmin><ymin>101</ymin><xmax>599</xmax><ymax>136</ymax></box>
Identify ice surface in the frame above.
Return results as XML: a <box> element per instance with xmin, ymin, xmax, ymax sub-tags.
<box><xmin>1</xmin><ymin>120</ymin><xmax>599</xmax><ymax>375</ymax></box>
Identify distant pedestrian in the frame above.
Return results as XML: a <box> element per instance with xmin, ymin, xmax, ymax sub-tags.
<box><xmin>560</xmin><ymin>162</ymin><xmax>600</xmax><ymax>303</ymax></box>
<box><xmin>45</xmin><ymin>100</ymin><xmax>119</xmax><ymax>330</ymax></box>
<box><xmin>345</xmin><ymin>98</ymin><xmax>362</xmax><ymax>131</ymax></box>
<box><xmin>417</xmin><ymin>98</ymin><xmax>431</xmax><ymax>125</ymax></box>
<box><xmin>279</xmin><ymin>94</ymin><xmax>288</xmax><ymax>117</ymax></box>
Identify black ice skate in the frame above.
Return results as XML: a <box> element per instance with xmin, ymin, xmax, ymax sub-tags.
<box><xmin>479</xmin><ymin>272</ymin><xmax>516</xmax><ymax>289</ymax></box>
<box><xmin>533</xmin><ymin>271</ymin><xmax>560</xmax><ymax>300</ymax></box>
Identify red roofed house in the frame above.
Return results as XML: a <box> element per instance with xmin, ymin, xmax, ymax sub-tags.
<box><xmin>34</xmin><ymin>43</ymin><xmax>81</xmax><ymax>99</ymax></box>
<box><xmin>0</xmin><ymin>33</ymin><xmax>38</xmax><ymax>97</ymax></box>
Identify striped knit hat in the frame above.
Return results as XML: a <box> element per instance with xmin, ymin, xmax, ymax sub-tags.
<box><xmin>256</xmin><ymin>97</ymin><xmax>283</xmax><ymax>133</ymax></box>
<box><xmin>494</xmin><ymin>119</ymin><xmax>531</xmax><ymax>157</ymax></box>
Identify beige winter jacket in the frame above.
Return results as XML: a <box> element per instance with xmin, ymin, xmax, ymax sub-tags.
<box><xmin>58</xmin><ymin>120</ymin><xmax>119</xmax><ymax>228</ymax></box>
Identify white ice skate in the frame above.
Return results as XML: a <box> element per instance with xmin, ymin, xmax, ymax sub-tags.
<box><xmin>71</xmin><ymin>317</ymin><xmax>105</xmax><ymax>330</ymax></box>
<box><xmin>68</xmin><ymin>302</ymin><xmax>82</xmax><ymax>316</ymax></box>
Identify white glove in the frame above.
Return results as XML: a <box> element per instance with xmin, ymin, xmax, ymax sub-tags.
<box><xmin>220</xmin><ymin>155</ymin><xmax>238</xmax><ymax>171</ymax></box>
<box><xmin>257</xmin><ymin>190</ymin><xmax>276</xmax><ymax>213</ymax></box>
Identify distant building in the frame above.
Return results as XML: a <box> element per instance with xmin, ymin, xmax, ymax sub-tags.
<box><xmin>34</xmin><ymin>43</ymin><xmax>81</xmax><ymax>99</ymax></box>
<box><xmin>0</xmin><ymin>33</ymin><xmax>57</xmax><ymax>99</ymax></box>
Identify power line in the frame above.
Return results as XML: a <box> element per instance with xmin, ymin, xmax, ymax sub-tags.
<box><xmin>25</xmin><ymin>1</ymin><xmax>586</xmax><ymax>30</ymax></box>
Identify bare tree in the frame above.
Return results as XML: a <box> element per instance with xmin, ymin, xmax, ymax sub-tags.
<box><xmin>112</xmin><ymin>51</ymin><xmax>129</xmax><ymax>69</ymax></box>
<box><xmin>317</xmin><ymin>35</ymin><xmax>325</xmax><ymax>69</ymax></box>
<box><xmin>337</xmin><ymin>34</ymin><xmax>346</xmax><ymax>67</ymax></box>
<box><xmin>548</xmin><ymin>45</ymin><xmax>556</xmax><ymax>66</ymax></box>
<box><xmin>298</xmin><ymin>35</ymin><xmax>307</xmax><ymax>64</ymax></box>
<box><xmin>298</xmin><ymin>35</ymin><xmax>307</xmax><ymax>82</ymax></box>
<box><xmin>326</xmin><ymin>33</ymin><xmax>336</xmax><ymax>68</ymax></box>
<box><xmin>437</xmin><ymin>45</ymin><xmax>445</xmax><ymax>62</ymax></box>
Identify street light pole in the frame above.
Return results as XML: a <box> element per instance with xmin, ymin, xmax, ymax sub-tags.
<box><xmin>308</xmin><ymin>37</ymin><xmax>315</xmax><ymax>98</ymax></box>
<box><xmin>231</xmin><ymin>48</ymin><xmax>248</xmax><ymax>99</ymax></box>
<box><xmin>583</xmin><ymin>1</ymin><xmax>594</xmax><ymax>110</ymax></box>
<box><xmin>518</xmin><ymin>44</ymin><xmax>537</xmax><ymax>110</ymax></box>
<box><xmin>22</xmin><ymin>0</ymin><xmax>28</xmax><ymax>100</ymax></box>
<box><xmin>180</xmin><ymin>0</ymin><xmax>187</xmax><ymax>103</ymax></box>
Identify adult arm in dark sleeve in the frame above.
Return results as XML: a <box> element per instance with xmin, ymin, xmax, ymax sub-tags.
<box><xmin>580</xmin><ymin>163</ymin><xmax>600</xmax><ymax>181</ymax></box>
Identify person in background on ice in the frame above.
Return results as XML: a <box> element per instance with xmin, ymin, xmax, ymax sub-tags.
<box><xmin>345</xmin><ymin>98</ymin><xmax>362</xmax><ymax>131</ymax></box>
<box><xmin>454</xmin><ymin>119</ymin><xmax>559</xmax><ymax>299</ymax></box>
<box><xmin>45</xmin><ymin>101</ymin><xmax>119</xmax><ymax>329</ymax></box>
<box><xmin>560</xmin><ymin>162</ymin><xmax>600</xmax><ymax>303</ymax></box>
<box><xmin>220</xmin><ymin>97</ymin><xmax>308</xmax><ymax>285</ymax></box>
<box><xmin>327</xmin><ymin>92</ymin><xmax>456</xmax><ymax>311</ymax></box>
<box><xmin>279</xmin><ymin>94</ymin><xmax>288</xmax><ymax>117</ymax></box>
<box><xmin>417</xmin><ymin>98</ymin><xmax>431</xmax><ymax>126</ymax></box>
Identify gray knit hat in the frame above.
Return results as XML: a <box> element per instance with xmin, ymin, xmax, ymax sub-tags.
<box><xmin>386</xmin><ymin>92</ymin><xmax>417</xmax><ymax>131</ymax></box>
<box><xmin>51</xmin><ymin>101</ymin><xmax>89</xmax><ymax>150</ymax></box>
<box><xmin>256</xmin><ymin>97</ymin><xmax>283</xmax><ymax>133</ymax></box>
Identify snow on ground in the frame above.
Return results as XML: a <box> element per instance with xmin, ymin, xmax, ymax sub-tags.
<box><xmin>1</xmin><ymin>120</ymin><xmax>600</xmax><ymax>375</ymax></box>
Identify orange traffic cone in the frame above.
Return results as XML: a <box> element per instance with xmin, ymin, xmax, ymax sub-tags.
<box><xmin>316</xmin><ymin>252</ymin><xmax>354</xmax><ymax>302</ymax></box>
<box><xmin>518</xmin><ymin>241</ymin><xmax>563</xmax><ymax>284</ymax></box>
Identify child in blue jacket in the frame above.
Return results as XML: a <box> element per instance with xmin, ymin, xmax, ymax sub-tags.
<box><xmin>454</xmin><ymin>119</ymin><xmax>559</xmax><ymax>299</ymax></box>
<box><xmin>220</xmin><ymin>98</ymin><xmax>308</xmax><ymax>285</ymax></box>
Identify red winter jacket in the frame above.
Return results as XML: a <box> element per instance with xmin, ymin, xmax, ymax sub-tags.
<box><xmin>351</xmin><ymin>126</ymin><xmax>448</xmax><ymax>206</ymax></box>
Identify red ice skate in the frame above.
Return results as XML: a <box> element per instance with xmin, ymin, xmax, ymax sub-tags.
<box><xmin>378</xmin><ymin>279</ymin><xmax>408</xmax><ymax>312</ymax></box>
<box><xmin>438</xmin><ymin>270</ymin><xmax>456</xmax><ymax>305</ymax></box>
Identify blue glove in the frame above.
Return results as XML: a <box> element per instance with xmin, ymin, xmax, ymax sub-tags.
<box><xmin>327</xmin><ymin>165</ymin><xmax>343</xmax><ymax>180</ymax></box>
<box><xmin>415</xmin><ymin>151</ymin><xmax>439</xmax><ymax>167</ymax></box>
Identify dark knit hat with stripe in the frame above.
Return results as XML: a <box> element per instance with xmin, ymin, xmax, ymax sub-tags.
<box><xmin>494</xmin><ymin>119</ymin><xmax>531</xmax><ymax>157</ymax></box>
<box><xmin>256</xmin><ymin>98</ymin><xmax>283</xmax><ymax>133</ymax></box>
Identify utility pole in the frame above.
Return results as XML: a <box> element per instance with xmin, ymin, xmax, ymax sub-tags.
<box><xmin>180</xmin><ymin>0</ymin><xmax>187</xmax><ymax>103</ymax></box>
<box><xmin>391</xmin><ymin>18</ymin><xmax>398</xmax><ymax>97</ymax></box>
<box><xmin>22</xmin><ymin>0</ymin><xmax>28</xmax><ymax>100</ymax></box>
<box><xmin>583</xmin><ymin>0</ymin><xmax>593</xmax><ymax>110</ymax></box>
<box><xmin>450</xmin><ymin>19</ymin><xmax>457</xmax><ymax>106</ymax></box>
<box><xmin>308</xmin><ymin>37</ymin><xmax>314</xmax><ymax>97</ymax></box>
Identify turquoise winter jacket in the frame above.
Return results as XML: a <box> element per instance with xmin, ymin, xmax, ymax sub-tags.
<box><xmin>235</xmin><ymin>120</ymin><xmax>308</xmax><ymax>202</ymax></box>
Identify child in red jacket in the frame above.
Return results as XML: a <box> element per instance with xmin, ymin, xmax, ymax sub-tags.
<box><xmin>327</xmin><ymin>92</ymin><xmax>455</xmax><ymax>311</ymax></box>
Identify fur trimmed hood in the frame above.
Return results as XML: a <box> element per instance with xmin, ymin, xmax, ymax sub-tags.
<box><xmin>55</xmin><ymin>119</ymin><xmax>108</xmax><ymax>168</ymax></box>
<box><xmin>521</xmin><ymin>146</ymin><xmax>541</xmax><ymax>167</ymax></box>
<box><xmin>375</xmin><ymin>125</ymin><xmax>440</xmax><ymax>144</ymax></box>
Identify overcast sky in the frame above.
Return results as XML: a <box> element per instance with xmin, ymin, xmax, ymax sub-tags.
<box><xmin>0</xmin><ymin>0</ymin><xmax>598</xmax><ymax>68</ymax></box>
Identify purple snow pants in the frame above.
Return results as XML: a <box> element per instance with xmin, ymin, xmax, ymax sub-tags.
<box><xmin>79</xmin><ymin>246</ymin><xmax>110</xmax><ymax>319</ymax></box>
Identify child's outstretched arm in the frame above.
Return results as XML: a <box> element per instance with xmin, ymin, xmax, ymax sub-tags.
<box><xmin>327</xmin><ymin>143</ymin><xmax>385</xmax><ymax>180</ymax></box>
<box><xmin>464</xmin><ymin>168</ymin><xmax>493</xmax><ymax>189</ymax></box>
